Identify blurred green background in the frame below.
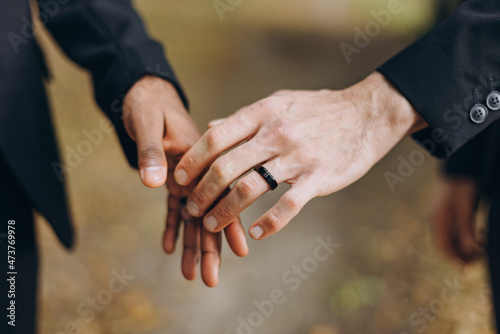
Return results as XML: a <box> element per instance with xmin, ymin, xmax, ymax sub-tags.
<box><xmin>35</xmin><ymin>0</ymin><xmax>494</xmax><ymax>333</ymax></box>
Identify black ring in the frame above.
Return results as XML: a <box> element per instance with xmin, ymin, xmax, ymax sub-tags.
<box><xmin>254</xmin><ymin>165</ymin><xmax>278</xmax><ymax>190</ymax></box>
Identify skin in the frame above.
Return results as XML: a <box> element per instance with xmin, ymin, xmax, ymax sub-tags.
<box><xmin>431</xmin><ymin>176</ymin><xmax>484</xmax><ymax>264</ymax></box>
<box><xmin>122</xmin><ymin>76</ymin><xmax>248</xmax><ymax>287</ymax></box>
<box><xmin>174</xmin><ymin>72</ymin><xmax>427</xmax><ymax>240</ymax></box>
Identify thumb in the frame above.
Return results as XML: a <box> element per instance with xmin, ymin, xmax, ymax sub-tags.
<box><xmin>135</xmin><ymin>114</ymin><xmax>168</xmax><ymax>188</ymax></box>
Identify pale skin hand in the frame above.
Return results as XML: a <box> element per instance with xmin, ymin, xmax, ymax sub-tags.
<box><xmin>174</xmin><ymin>72</ymin><xmax>427</xmax><ymax>240</ymax></box>
<box><xmin>122</xmin><ymin>76</ymin><xmax>248</xmax><ymax>287</ymax></box>
<box><xmin>431</xmin><ymin>176</ymin><xmax>483</xmax><ymax>264</ymax></box>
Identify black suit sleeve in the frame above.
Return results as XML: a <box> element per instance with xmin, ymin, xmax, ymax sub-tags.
<box><xmin>442</xmin><ymin>127</ymin><xmax>488</xmax><ymax>180</ymax></box>
<box><xmin>38</xmin><ymin>0</ymin><xmax>187</xmax><ymax>168</ymax></box>
<box><xmin>378</xmin><ymin>0</ymin><xmax>500</xmax><ymax>159</ymax></box>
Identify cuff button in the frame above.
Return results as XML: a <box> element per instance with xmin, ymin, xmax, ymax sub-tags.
<box><xmin>470</xmin><ymin>104</ymin><xmax>488</xmax><ymax>124</ymax></box>
<box><xmin>486</xmin><ymin>91</ymin><xmax>500</xmax><ymax>111</ymax></box>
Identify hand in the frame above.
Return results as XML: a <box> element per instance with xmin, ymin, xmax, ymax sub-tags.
<box><xmin>431</xmin><ymin>176</ymin><xmax>483</xmax><ymax>264</ymax></box>
<box><xmin>174</xmin><ymin>72</ymin><xmax>427</xmax><ymax>240</ymax></box>
<box><xmin>123</xmin><ymin>76</ymin><xmax>248</xmax><ymax>286</ymax></box>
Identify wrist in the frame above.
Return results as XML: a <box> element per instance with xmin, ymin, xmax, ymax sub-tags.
<box><xmin>338</xmin><ymin>72</ymin><xmax>428</xmax><ymax>162</ymax></box>
<box><xmin>348</xmin><ymin>72</ymin><xmax>427</xmax><ymax>140</ymax></box>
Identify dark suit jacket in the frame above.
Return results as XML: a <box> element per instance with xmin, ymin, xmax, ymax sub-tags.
<box><xmin>0</xmin><ymin>0</ymin><xmax>186</xmax><ymax>248</ymax></box>
<box><xmin>442</xmin><ymin>120</ymin><xmax>500</xmax><ymax>197</ymax></box>
<box><xmin>379</xmin><ymin>0</ymin><xmax>500</xmax><ymax>197</ymax></box>
<box><xmin>379</xmin><ymin>0</ymin><xmax>500</xmax><ymax>159</ymax></box>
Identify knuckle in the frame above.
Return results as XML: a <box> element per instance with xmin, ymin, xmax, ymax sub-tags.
<box><xmin>183</xmin><ymin>244</ymin><xmax>197</xmax><ymax>253</ymax></box>
<box><xmin>236</xmin><ymin>176</ymin><xmax>259</xmax><ymax>198</ymax></box>
<box><xmin>205</xmin><ymin>125</ymin><xmax>225</xmax><ymax>148</ymax></box>
<box><xmin>282</xmin><ymin>193</ymin><xmax>302</xmax><ymax>211</ymax></box>
<box><xmin>139</xmin><ymin>146</ymin><xmax>164</xmax><ymax>163</ymax></box>
<box><xmin>215</xmin><ymin>202</ymin><xmax>232</xmax><ymax>221</ymax></box>
<box><xmin>271</xmin><ymin>120</ymin><xmax>294</xmax><ymax>141</ymax></box>
<box><xmin>255</xmin><ymin>97</ymin><xmax>276</xmax><ymax>113</ymax></box>
<box><xmin>211</xmin><ymin>158</ymin><xmax>231</xmax><ymax>182</ymax></box>
<box><xmin>182</xmin><ymin>153</ymin><xmax>199</xmax><ymax>169</ymax></box>
<box><xmin>202</xmin><ymin>181</ymin><xmax>219</xmax><ymax>198</ymax></box>
<box><xmin>262</xmin><ymin>212</ymin><xmax>282</xmax><ymax>232</ymax></box>
<box><xmin>190</xmin><ymin>188</ymin><xmax>208</xmax><ymax>207</ymax></box>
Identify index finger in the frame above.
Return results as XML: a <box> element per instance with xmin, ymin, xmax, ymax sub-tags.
<box><xmin>174</xmin><ymin>110</ymin><xmax>259</xmax><ymax>186</ymax></box>
<box><xmin>200</xmin><ymin>227</ymin><xmax>222</xmax><ymax>287</ymax></box>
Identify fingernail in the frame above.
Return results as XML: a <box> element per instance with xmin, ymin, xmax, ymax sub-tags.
<box><xmin>250</xmin><ymin>226</ymin><xmax>264</xmax><ymax>239</ymax></box>
<box><xmin>175</xmin><ymin>169</ymin><xmax>188</xmax><ymax>185</ymax></box>
<box><xmin>187</xmin><ymin>200</ymin><xmax>201</xmax><ymax>216</ymax></box>
<box><xmin>205</xmin><ymin>215</ymin><xmax>218</xmax><ymax>232</ymax></box>
<box><xmin>142</xmin><ymin>166</ymin><xmax>165</xmax><ymax>183</ymax></box>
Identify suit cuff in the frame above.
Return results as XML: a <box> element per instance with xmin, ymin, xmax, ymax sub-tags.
<box><xmin>377</xmin><ymin>0</ymin><xmax>500</xmax><ymax>159</ymax></box>
<box><xmin>379</xmin><ymin>65</ymin><xmax>497</xmax><ymax>160</ymax></box>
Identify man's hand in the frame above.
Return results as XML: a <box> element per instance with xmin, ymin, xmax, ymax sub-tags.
<box><xmin>431</xmin><ymin>176</ymin><xmax>483</xmax><ymax>264</ymax></box>
<box><xmin>123</xmin><ymin>76</ymin><xmax>248</xmax><ymax>287</ymax></box>
<box><xmin>123</xmin><ymin>76</ymin><xmax>199</xmax><ymax>188</ymax></box>
<box><xmin>174</xmin><ymin>72</ymin><xmax>426</xmax><ymax>240</ymax></box>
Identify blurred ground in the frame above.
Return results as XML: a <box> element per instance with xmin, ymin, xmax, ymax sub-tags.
<box><xmin>35</xmin><ymin>0</ymin><xmax>495</xmax><ymax>333</ymax></box>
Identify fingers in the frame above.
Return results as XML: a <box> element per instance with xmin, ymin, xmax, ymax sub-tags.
<box><xmin>174</xmin><ymin>111</ymin><xmax>259</xmax><ymax>187</ymax></box>
<box><xmin>181</xmin><ymin>220</ymin><xmax>201</xmax><ymax>281</ymax></box>
<box><xmin>186</xmin><ymin>142</ymin><xmax>273</xmax><ymax>218</ymax></box>
<box><xmin>454</xmin><ymin>205</ymin><xmax>482</xmax><ymax>263</ymax></box>
<box><xmin>202</xmin><ymin>186</ymin><xmax>249</xmax><ymax>257</ymax></box>
<box><xmin>166</xmin><ymin>169</ymin><xmax>193</xmax><ymax>199</ymax></box>
<box><xmin>168</xmin><ymin>186</ymin><xmax>249</xmax><ymax>287</ymax></box>
<box><xmin>202</xmin><ymin>171</ymin><xmax>271</xmax><ymax>232</ymax></box>
<box><xmin>200</xmin><ymin>228</ymin><xmax>222</xmax><ymax>287</ymax></box>
<box><xmin>432</xmin><ymin>202</ymin><xmax>458</xmax><ymax>261</ymax></box>
<box><xmin>431</xmin><ymin>190</ymin><xmax>481</xmax><ymax>264</ymax></box>
<box><xmin>135</xmin><ymin>112</ymin><xmax>168</xmax><ymax>188</ymax></box>
<box><xmin>224</xmin><ymin>217</ymin><xmax>249</xmax><ymax>257</ymax></box>
<box><xmin>163</xmin><ymin>195</ymin><xmax>181</xmax><ymax>254</ymax></box>
<box><xmin>174</xmin><ymin>214</ymin><xmax>247</xmax><ymax>287</ymax></box>
<box><xmin>249</xmin><ymin>182</ymin><xmax>314</xmax><ymax>239</ymax></box>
